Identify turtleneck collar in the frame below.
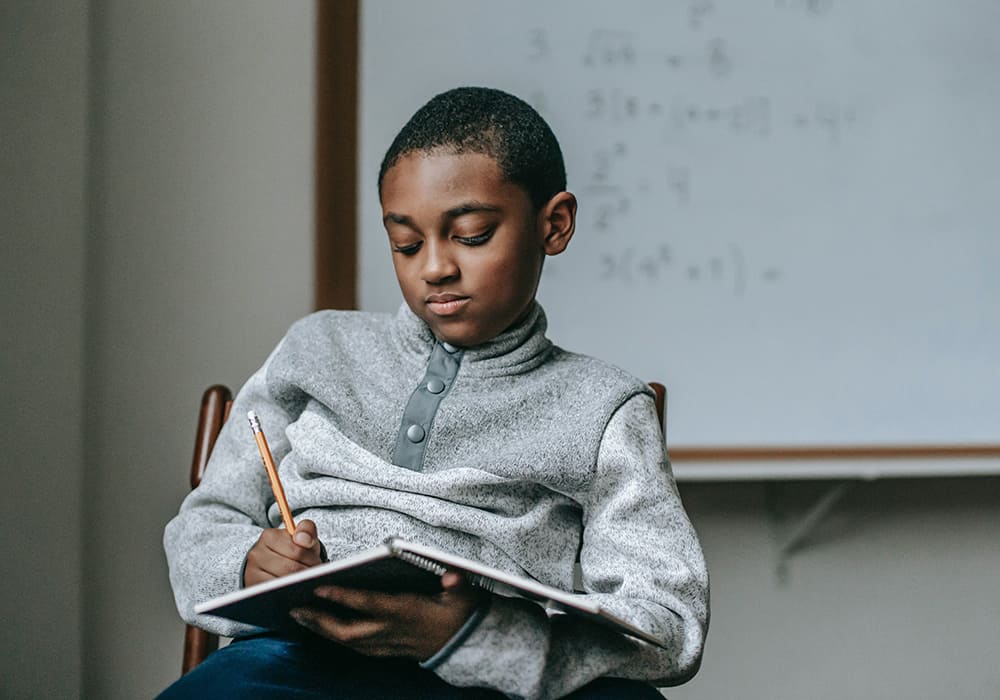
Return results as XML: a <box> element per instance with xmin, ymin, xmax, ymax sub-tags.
<box><xmin>392</xmin><ymin>301</ymin><xmax>554</xmax><ymax>378</ymax></box>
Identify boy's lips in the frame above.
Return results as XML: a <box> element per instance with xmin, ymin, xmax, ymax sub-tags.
<box><xmin>425</xmin><ymin>294</ymin><xmax>470</xmax><ymax>316</ymax></box>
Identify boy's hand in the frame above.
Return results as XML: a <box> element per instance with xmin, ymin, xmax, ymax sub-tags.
<box><xmin>243</xmin><ymin>519</ymin><xmax>323</xmax><ymax>587</ymax></box>
<box><xmin>289</xmin><ymin>571</ymin><xmax>485</xmax><ymax>661</ymax></box>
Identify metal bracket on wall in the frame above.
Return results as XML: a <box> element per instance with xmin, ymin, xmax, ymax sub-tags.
<box><xmin>765</xmin><ymin>480</ymin><xmax>856</xmax><ymax>583</ymax></box>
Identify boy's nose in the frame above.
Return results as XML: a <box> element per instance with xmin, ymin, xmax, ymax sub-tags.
<box><xmin>422</xmin><ymin>245</ymin><xmax>459</xmax><ymax>284</ymax></box>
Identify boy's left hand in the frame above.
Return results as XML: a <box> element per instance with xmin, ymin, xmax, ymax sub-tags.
<box><xmin>289</xmin><ymin>571</ymin><xmax>484</xmax><ymax>661</ymax></box>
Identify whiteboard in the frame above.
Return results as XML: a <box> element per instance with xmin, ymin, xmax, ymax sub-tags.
<box><xmin>358</xmin><ymin>0</ymin><xmax>1000</xmax><ymax>449</ymax></box>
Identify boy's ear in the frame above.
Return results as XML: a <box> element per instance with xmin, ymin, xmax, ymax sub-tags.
<box><xmin>539</xmin><ymin>191</ymin><xmax>577</xmax><ymax>256</ymax></box>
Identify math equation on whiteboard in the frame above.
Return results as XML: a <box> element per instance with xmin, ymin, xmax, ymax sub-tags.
<box><xmin>524</xmin><ymin>1</ymin><xmax>868</xmax><ymax>297</ymax></box>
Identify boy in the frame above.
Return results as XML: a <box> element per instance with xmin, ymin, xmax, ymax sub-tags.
<box><xmin>160</xmin><ymin>87</ymin><xmax>708</xmax><ymax>699</ymax></box>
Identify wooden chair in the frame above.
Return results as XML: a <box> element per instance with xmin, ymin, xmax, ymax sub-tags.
<box><xmin>179</xmin><ymin>381</ymin><xmax>666</xmax><ymax>674</ymax></box>
<box><xmin>181</xmin><ymin>385</ymin><xmax>233</xmax><ymax>674</ymax></box>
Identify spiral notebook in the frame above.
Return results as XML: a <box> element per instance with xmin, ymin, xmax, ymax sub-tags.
<box><xmin>194</xmin><ymin>537</ymin><xmax>664</xmax><ymax>647</ymax></box>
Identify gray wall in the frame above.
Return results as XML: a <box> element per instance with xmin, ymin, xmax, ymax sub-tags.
<box><xmin>671</xmin><ymin>478</ymin><xmax>1000</xmax><ymax>699</ymax></box>
<box><xmin>3</xmin><ymin>3</ymin><xmax>998</xmax><ymax>699</ymax></box>
<box><xmin>2</xmin><ymin>2</ymin><xmax>88</xmax><ymax>698</ymax></box>
<box><xmin>81</xmin><ymin>2</ymin><xmax>314</xmax><ymax>697</ymax></box>
<box><xmin>3</xmin><ymin>1</ymin><xmax>313</xmax><ymax>698</ymax></box>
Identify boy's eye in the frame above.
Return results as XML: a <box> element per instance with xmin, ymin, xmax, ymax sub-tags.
<box><xmin>455</xmin><ymin>229</ymin><xmax>495</xmax><ymax>246</ymax></box>
<box><xmin>392</xmin><ymin>241</ymin><xmax>422</xmax><ymax>256</ymax></box>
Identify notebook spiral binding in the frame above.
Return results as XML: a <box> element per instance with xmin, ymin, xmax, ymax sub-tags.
<box><xmin>393</xmin><ymin>550</ymin><xmax>496</xmax><ymax>593</ymax></box>
<box><xmin>394</xmin><ymin>551</ymin><xmax>446</xmax><ymax>576</ymax></box>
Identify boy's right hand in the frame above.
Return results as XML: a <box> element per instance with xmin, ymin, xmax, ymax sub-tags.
<box><xmin>243</xmin><ymin>518</ymin><xmax>323</xmax><ymax>587</ymax></box>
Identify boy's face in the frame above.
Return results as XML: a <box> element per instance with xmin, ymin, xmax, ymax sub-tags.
<box><xmin>380</xmin><ymin>152</ymin><xmax>574</xmax><ymax>347</ymax></box>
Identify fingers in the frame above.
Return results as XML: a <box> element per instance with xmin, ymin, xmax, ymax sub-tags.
<box><xmin>441</xmin><ymin>570</ymin><xmax>465</xmax><ymax>590</ymax></box>
<box><xmin>243</xmin><ymin>520</ymin><xmax>323</xmax><ymax>586</ymax></box>
<box><xmin>265</xmin><ymin>519</ymin><xmax>322</xmax><ymax>562</ymax></box>
<box><xmin>310</xmin><ymin>581</ymin><xmax>479</xmax><ymax>627</ymax></box>
<box><xmin>290</xmin><ymin>607</ymin><xmax>413</xmax><ymax>657</ymax></box>
<box><xmin>290</xmin><ymin>589</ymin><xmax>419</xmax><ymax>658</ymax></box>
<box><xmin>259</xmin><ymin>531</ymin><xmax>317</xmax><ymax>566</ymax></box>
<box><xmin>291</xmin><ymin>608</ymin><xmax>381</xmax><ymax>643</ymax></box>
<box><xmin>313</xmin><ymin>585</ymin><xmax>397</xmax><ymax>615</ymax></box>
<box><xmin>292</xmin><ymin>518</ymin><xmax>318</xmax><ymax>548</ymax></box>
<box><xmin>298</xmin><ymin>583</ymin><xmax>484</xmax><ymax>660</ymax></box>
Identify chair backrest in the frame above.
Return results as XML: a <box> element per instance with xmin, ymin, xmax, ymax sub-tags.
<box><xmin>181</xmin><ymin>385</ymin><xmax>232</xmax><ymax>674</ymax></box>
<box><xmin>179</xmin><ymin>381</ymin><xmax>666</xmax><ymax>674</ymax></box>
<box><xmin>649</xmin><ymin>381</ymin><xmax>666</xmax><ymax>439</ymax></box>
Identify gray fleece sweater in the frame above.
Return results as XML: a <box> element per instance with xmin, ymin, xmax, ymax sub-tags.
<box><xmin>164</xmin><ymin>302</ymin><xmax>708</xmax><ymax>699</ymax></box>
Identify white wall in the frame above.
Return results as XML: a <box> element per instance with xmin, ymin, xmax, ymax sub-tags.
<box><xmin>82</xmin><ymin>2</ymin><xmax>314</xmax><ymax>697</ymax></box>
<box><xmin>1</xmin><ymin>2</ymin><xmax>89</xmax><ymax>697</ymax></box>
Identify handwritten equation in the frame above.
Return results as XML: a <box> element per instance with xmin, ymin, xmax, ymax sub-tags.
<box><xmin>583</xmin><ymin>89</ymin><xmax>857</xmax><ymax>143</ymax></box>
<box><xmin>583</xmin><ymin>30</ymin><xmax>732</xmax><ymax>77</ymax></box>
<box><xmin>597</xmin><ymin>243</ymin><xmax>782</xmax><ymax>296</ymax></box>
<box><xmin>524</xmin><ymin>0</ymin><xmax>851</xmax><ymax>294</ymax></box>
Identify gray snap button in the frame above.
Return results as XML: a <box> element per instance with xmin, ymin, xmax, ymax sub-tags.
<box><xmin>426</xmin><ymin>378</ymin><xmax>445</xmax><ymax>394</ymax></box>
<box><xmin>406</xmin><ymin>424</ymin><xmax>426</xmax><ymax>443</ymax></box>
<box><xmin>441</xmin><ymin>342</ymin><xmax>458</xmax><ymax>353</ymax></box>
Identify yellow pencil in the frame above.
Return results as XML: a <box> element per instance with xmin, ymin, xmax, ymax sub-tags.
<box><xmin>247</xmin><ymin>410</ymin><xmax>296</xmax><ymax>534</ymax></box>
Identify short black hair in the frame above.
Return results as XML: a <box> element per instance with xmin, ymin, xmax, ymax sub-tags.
<box><xmin>378</xmin><ymin>87</ymin><xmax>566</xmax><ymax>210</ymax></box>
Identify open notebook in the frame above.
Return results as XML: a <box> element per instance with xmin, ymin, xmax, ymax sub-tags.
<box><xmin>194</xmin><ymin>537</ymin><xmax>665</xmax><ymax>648</ymax></box>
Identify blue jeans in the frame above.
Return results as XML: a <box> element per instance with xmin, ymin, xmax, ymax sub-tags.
<box><xmin>156</xmin><ymin>633</ymin><xmax>663</xmax><ymax>699</ymax></box>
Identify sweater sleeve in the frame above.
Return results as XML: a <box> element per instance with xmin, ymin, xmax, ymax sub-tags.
<box><xmin>163</xmin><ymin>345</ymin><xmax>298</xmax><ymax>637</ymax></box>
<box><xmin>427</xmin><ymin>392</ymin><xmax>710</xmax><ymax>699</ymax></box>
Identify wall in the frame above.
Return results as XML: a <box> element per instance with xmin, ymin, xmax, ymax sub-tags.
<box><xmin>672</xmin><ymin>478</ymin><xmax>1000</xmax><ymax>699</ymax></box>
<box><xmin>1</xmin><ymin>2</ymin><xmax>89</xmax><ymax>697</ymax></box>
<box><xmin>82</xmin><ymin>2</ymin><xmax>314</xmax><ymax>697</ymax></box>
<box><xmin>3</xmin><ymin>4</ymin><xmax>313</xmax><ymax>697</ymax></box>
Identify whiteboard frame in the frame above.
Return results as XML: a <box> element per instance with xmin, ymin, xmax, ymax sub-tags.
<box><xmin>671</xmin><ymin>445</ymin><xmax>1000</xmax><ymax>481</ymax></box>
